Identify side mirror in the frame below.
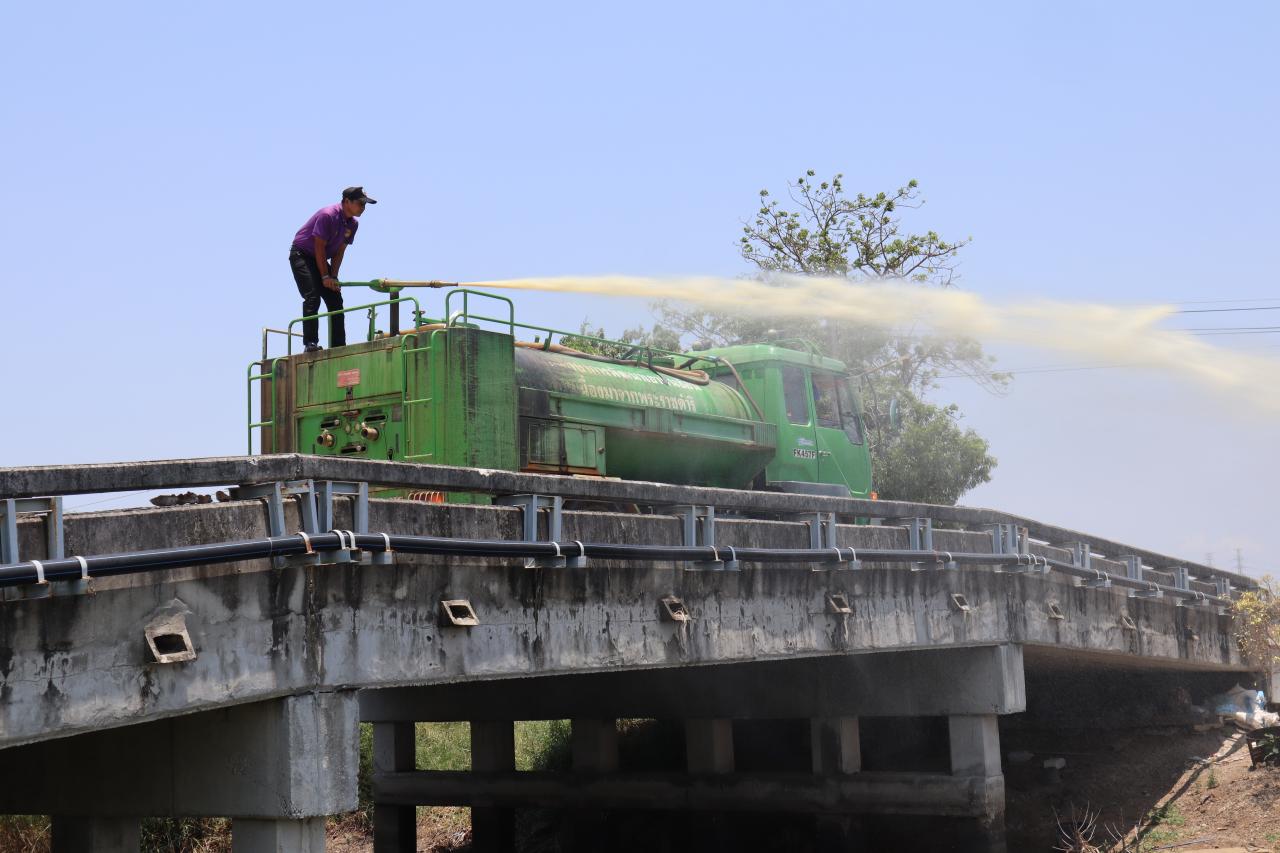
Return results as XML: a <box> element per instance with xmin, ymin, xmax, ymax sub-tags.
<box><xmin>888</xmin><ymin>398</ymin><xmax>902</xmax><ymax>430</ymax></box>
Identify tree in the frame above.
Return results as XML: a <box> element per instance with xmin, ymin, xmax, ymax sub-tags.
<box><xmin>659</xmin><ymin>172</ymin><xmax>1001</xmax><ymax>504</ymax></box>
<box><xmin>868</xmin><ymin>392</ymin><xmax>996</xmax><ymax>505</ymax></box>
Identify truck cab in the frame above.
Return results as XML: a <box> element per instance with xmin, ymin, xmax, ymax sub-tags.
<box><xmin>697</xmin><ymin>344</ymin><xmax>873</xmax><ymax>498</ymax></box>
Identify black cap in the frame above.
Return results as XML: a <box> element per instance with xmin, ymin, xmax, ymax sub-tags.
<box><xmin>342</xmin><ymin>186</ymin><xmax>377</xmax><ymax>204</ymax></box>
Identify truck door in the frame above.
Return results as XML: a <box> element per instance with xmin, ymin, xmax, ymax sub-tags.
<box><xmin>811</xmin><ymin>371</ymin><xmax>872</xmax><ymax>495</ymax></box>
<box><xmin>775</xmin><ymin>365</ymin><xmax>821</xmax><ymax>482</ymax></box>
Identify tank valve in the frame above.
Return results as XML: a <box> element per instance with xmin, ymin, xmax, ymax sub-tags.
<box><xmin>317</xmin><ymin>432</ymin><xmax>336</xmax><ymax>447</ymax></box>
<box><xmin>359</xmin><ymin>424</ymin><xmax>380</xmax><ymax>441</ymax></box>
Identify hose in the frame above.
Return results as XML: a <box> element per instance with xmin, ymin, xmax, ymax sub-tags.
<box><xmin>0</xmin><ymin>531</ymin><xmax>1230</xmax><ymax>607</ymax></box>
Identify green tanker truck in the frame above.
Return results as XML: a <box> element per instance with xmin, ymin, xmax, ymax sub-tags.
<box><xmin>249</xmin><ymin>287</ymin><xmax>871</xmax><ymax>499</ymax></box>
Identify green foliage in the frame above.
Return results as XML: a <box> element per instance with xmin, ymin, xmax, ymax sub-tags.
<box><xmin>515</xmin><ymin>719</ymin><xmax>573</xmax><ymax>771</ymax></box>
<box><xmin>415</xmin><ymin>721</ymin><xmax>472</xmax><ymax>770</ymax></box>
<box><xmin>1145</xmin><ymin>802</ymin><xmax>1184</xmax><ymax>828</ymax></box>
<box><xmin>867</xmin><ymin>390</ymin><xmax>996</xmax><ymax>504</ymax></box>
<box><xmin>1232</xmin><ymin>576</ymin><xmax>1280</xmax><ymax>670</ymax></box>
<box><xmin>740</xmin><ymin>172</ymin><xmax>964</xmax><ymax>283</ymax></box>
<box><xmin>1257</xmin><ymin>732</ymin><xmax>1280</xmax><ymax>765</ymax></box>
<box><xmin>560</xmin><ymin>320</ymin><xmax>683</xmax><ymax>360</ymax></box>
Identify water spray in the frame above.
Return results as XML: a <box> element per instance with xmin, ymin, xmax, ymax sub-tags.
<box><xmin>339</xmin><ymin>274</ymin><xmax>1280</xmax><ymax>413</ymax></box>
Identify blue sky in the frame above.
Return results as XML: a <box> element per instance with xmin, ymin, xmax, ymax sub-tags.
<box><xmin>5</xmin><ymin>2</ymin><xmax>1278</xmax><ymax>572</ymax></box>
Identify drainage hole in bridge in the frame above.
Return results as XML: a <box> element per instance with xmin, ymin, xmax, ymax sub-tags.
<box><xmin>826</xmin><ymin>594</ymin><xmax>852</xmax><ymax>615</ymax></box>
<box><xmin>660</xmin><ymin>596</ymin><xmax>690</xmax><ymax>623</ymax></box>
<box><xmin>146</xmin><ymin>631</ymin><xmax>196</xmax><ymax>664</ymax></box>
<box><xmin>948</xmin><ymin>593</ymin><xmax>970</xmax><ymax>614</ymax></box>
<box><xmin>1047</xmin><ymin>602</ymin><xmax>1065</xmax><ymax>621</ymax></box>
<box><xmin>153</xmin><ymin>634</ymin><xmax>188</xmax><ymax>655</ymax></box>
<box><xmin>439</xmin><ymin>599</ymin><xmax>480</xmax><ymax>628</ymax></box>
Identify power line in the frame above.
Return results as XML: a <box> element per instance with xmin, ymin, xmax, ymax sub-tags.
<box><xmin>1172</xmin><ymin>296</ymin><xmax>1280</xmax><ymax>305</ymax></box>
<box><xmin>1191</xmin><ymin>328</ymin><xmax>1280</xmax><ymax>336</ymax></box>
<box><xmin>1185</xmin><ymin>325</ymin><xmax>1280</xmax><ymax>331</ymax></box>
<box><xmin>1176</xmin><ymin>305</ymin><xmax>1280</xmax><ymax>314</ymax></box>
<box><xmin>934</xmin><ymin>363</ymin><xmax>1140</xmax><ymax>379</ymax></box>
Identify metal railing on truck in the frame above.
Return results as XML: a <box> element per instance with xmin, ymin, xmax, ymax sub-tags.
<box><xmin>245</xmin><ymin>296</ymin><xmax>425</xmax><ymax>454</ymax></box>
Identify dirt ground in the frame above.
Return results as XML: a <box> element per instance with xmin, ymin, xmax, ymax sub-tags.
<box><xmin>325</xmin><ymin>807</ymin><xmax>471</xmax><ymax>853</ymax></box>
<box><xmin>1004</xmin><ymin>724</ymin><xmax>1280</xmax><ymax>852</ymax></box>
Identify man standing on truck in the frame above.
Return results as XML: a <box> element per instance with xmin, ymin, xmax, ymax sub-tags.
<box><xmin>289</xmin><ymin>187</ymin><xmax>377</xmax><ymax>352</ymax></box>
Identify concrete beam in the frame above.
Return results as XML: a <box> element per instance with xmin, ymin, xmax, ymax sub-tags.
<box><xmin>362</xmin><ymin>646</ymin><xmax>1027</xmax><ymax>722</ymax></box>
<box><xmin>373</xmin><ymin>769</ymin><xmax>1004</xmax><ymax>817</ymax></box>
<box><xmin>0</xmin><ymin>693</ymin><xmax>359</xmax><ymax>818</ymax></box>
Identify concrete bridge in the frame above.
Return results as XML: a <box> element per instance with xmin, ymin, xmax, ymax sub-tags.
<box><xmin>0</xmin><ymin>455</ymin><xmax>1261</xmax><ymax>852</ymax></box>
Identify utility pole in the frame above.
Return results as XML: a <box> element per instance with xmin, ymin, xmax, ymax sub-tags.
<box><xmin>1236</xmin><ymin>548</ymin><xmax>1245</xmax><ymax>574</ymax></box>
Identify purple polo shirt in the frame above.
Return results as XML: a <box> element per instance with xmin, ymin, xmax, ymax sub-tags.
<box><xmin>291</xmin><ymin>203</ymin><xmax>358</xmax><ymax>260</ymax></box>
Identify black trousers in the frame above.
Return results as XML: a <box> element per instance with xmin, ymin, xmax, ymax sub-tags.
<box><xmin>289</xmin><ymin>247</ymin><xmax>346</xmax><ymax>347</ymax></box>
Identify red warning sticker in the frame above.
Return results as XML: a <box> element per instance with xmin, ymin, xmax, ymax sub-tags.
<box><xmin>337</xmin><ymin>369</ymin><xmax>361</xmax><ymax>388</ymax></box>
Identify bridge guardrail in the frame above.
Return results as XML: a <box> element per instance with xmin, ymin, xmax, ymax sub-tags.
<box><xmin>0</xmin><ymin>454</ymin><xmax>1259</xmax><ymax>592</ymax></box>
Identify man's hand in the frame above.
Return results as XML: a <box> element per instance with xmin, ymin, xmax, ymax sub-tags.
<box><xmin>322</xmin><ymin>275</ymin><xmax>340</xmax><ymax>292</ymax></box>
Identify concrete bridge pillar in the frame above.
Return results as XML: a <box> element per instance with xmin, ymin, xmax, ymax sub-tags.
<box><xmin>372</xmin><ymin>722</ymin><xmax>417</xmax><ymax>853</ymax></box>
<box><xmin>948</xmin><ymin>714</ymin><xmax>1006</xmax><ymax>853</ymax></box>
<box><xmin>561</xmin><ymin>718</ymin><xmax>619</xmax><ymax>852</ymax></box>
<box><xmin>50</xmin><ymin>816</ymin><xmax>140</xmax><ymax>853</ymax></box>
<box><xmin>469</xmin><ymin>719</ymin><xmax>515</xmax><ymax>853</ymax></box>
<box><xmin>232</xmin><ymin>817</ymin><xmax>326</xmax><ymax>852</ymax></box>
<box><xmin>811</xmin><ymin>717</ymin><xmax>864</xmax><ymax>852</ymax></box>
<box><xmin>685</xmin><ymin>718</ymin><xmax>734</xmax><ymax>773</ymax></box>
<box><xmin>685</xmin><ymin>718</ymin><xmax>734</xmax><ymax>849</ymax></box>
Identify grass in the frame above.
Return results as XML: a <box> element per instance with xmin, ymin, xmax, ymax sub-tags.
<box><xmin>0</xmin><ymin>815</ymin><xmax>49</xmax><ymax>853</ymax></box>
<box><xmin>1137</xmin><ymin>802</ymin><xmax>1185</xmax><ymax>849</ymax></box>
<box><xmin>0</xmin><ymin>815</ymin><xmax>232</xmax><ymax>853</ymax></box>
